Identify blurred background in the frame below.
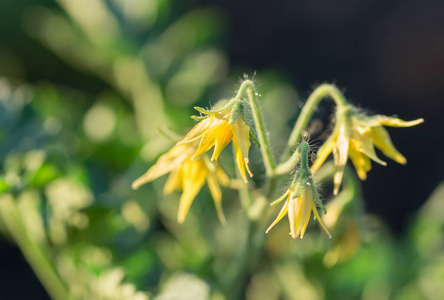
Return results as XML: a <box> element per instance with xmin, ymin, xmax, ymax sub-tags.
<box><xmin>0</xmin><ymin>0</ymin><xmax>443</xmax><ymax>299</ymax></box>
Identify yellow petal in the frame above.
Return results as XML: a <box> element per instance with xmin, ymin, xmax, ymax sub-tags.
<box><xmin>298</xmin><ymin>190</ymin><xmax>314</xmax><ymax>239</ymax></box>
<box><xmin>369</xmin><ymin>115</ymin><xmax>424</xmax><ymax>128</ymax></box>
<box><xmin>163</xmin><ymin>167</ymin><xmax>182</xmax><ymax>195</ymax></box>
<box><xmin>233</xmin><ymin>136</ymin><xmax>250</xmax><ymax>182</ymax></box>
<box><xmin>333</xmin><ymin>124</ymin><xmax>350</xmax><ymax>195</ymax></box>
<box><xmin>177</xmin><ymin>160</ymin><xmax>208</xmax><ymax>223</ymax></box>
<box><xmin>311</xmin><ymin>141</ymin><xmax>335</xmax><ymax>174</ymax></box>
<box><xmin>231</xmin><ymin>117</ymin><xmax>251</xmax><ymax>162</ymax></box>
<box><xmin>211</xmin><ymin>123</ymin><xmax>233</xmax><ymax>161</ymax></box>
<box><xmin>215</xmin><ymin>165</ymin><xmax>231</xmax><ymax>187</ymax></box>
<box><xmin>266</xmin><ymin>196</ymin><xmax>290</xmax><ymax>234</ymax></box>
<box><xmin>288</xmin><ymin>195</ymin><xmax>300</xmax><ymax>239</ymax></box>
<box><xmin>132</xmin><ymin>144</ymin><xmax>191</xmax><ymax>189</ymax></box>
<box><xmin>192</xmin><ymin>131</ymin><xmax>218</xmax><ymax>160</ymax></box>
<box><xmin>348</xmin><ymin>146</ymin><xmax>370</xmax><ymax>180</ymax></box>
<box><xmin>177</xmin><ymin>116</ymin><xmax>214</xmax><ymax>145</ymax></box>
<box><xmin>371</xmin><ymin>126</ymin><xmax>407</xmax><ymax>164</ymax></box>
<box><xmin>206</xmin><ymin>172</ymin><xmax>226</xmax><ymax>224</ymax></box>
<box><xmin>311</xmin><ymin>202</ymin><xmax>332</xmax><ymax>238</ymax></box>
<box><xmin>352</xmin><ymin>123</ymin><xmax>387</xmax><ymax>166</ymax></box>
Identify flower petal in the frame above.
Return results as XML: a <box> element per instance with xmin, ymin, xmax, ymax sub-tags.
<box><xmin>333</xmin><ymin>124</ymin><xmax>350</xmax><ymax>195</ymax></box>
<box><xmin>177</xmin><ymin>116</ymin><xmax>213</xmax><ymax>145</ymax></box>
<box><xmin>177</xmin><ymin>160</ymin><xmax>208</xmax><ymax>223</ymax></box>
<box><xmin>163</xmin><ymin>167</ymin><xmax>182</xmax><ymax>195</ymax></box>
<box><xmin>206</xmin><ymin>172</ymin><xmax>226</xmax><ymax>224</ymax></box>
<box><xmin>211</xmin><ymin>124</ymin><xmax>233</xmax><ymax>161</ymax></box>
<box><xmin>231</xmin><ymin>117</ymin><xmax>251</xmax><ymax>162</ymax></box>
<box><xmin>215</xmin><ymin>165</ymin><xmax>231</xmax><ymax>187</ymax></box>
<box><xmin>371</xmin><ymin>126</ymin><xmax>407</xmax><ymax>164</ymax></box>
<box><xmin>368</xmin><ymin>115</ymin><xmax>424</xmax><ymax>128</ymax></box>
<box><xmin>311</xmin><ymin>202</ymin><xmax>332</xmax><ymax>238</ymax></box>
<box><xmin>288</xmin><ymin>195</ymin><xmax>299</xmax><ymax>239</ymax></box>
<box><xmin>348</xmin><ymin>146</ymin><xmax>371</xmax><ymax>180</ymax></box>
<box><xmin>352</xmin><ymin>123</ymin><xmax>387</xmax><ymax>166</ymax></box>
<box><xmin>233</xmin><ymin>135</ymin><xmax>252</xmax><ymax>182</ymax></box>
<box><xmin>311</xmin><ymin>141</ymin><xmax>335</xmax><ymax>174</ymax></box>
<box><xmin>132</xmin><ymin>144</ymin><xmax>191</xmax><ymax>189</ymax></box>
<box><xmin>298</xmin><ymin>190</ymin><xmax>314</xmax><ymax>239</ymax></box>
<box><xmin>266</xmin><ymin>196</ymin><xmax>290</xmax><ymax>234</ymax></box>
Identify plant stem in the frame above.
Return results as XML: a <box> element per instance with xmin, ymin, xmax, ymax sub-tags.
<box><xmin>274</xmin><ymin>147</ymin><xmax>301</xmax><ymax>176</ymax></box>
<box><xmin>237</xmin><ymin>80</ymin><xmax>276</xmax><ymax>177</ymax></box>
<box><xmin>0</xmin><ymin>195</ymin><xmax>70</xmax><ymax>300</ymax></box>
<box><xmin>281</xmin><ymin>84</ymin><xmax>348</xmax><ymax>162</ymax></box>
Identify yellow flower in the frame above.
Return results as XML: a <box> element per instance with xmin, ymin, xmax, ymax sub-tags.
<box><xmin>178</xmin><ymin>109</ymin><xmax>253</xmax><ymax>182</ymax></box>
<box><xmin>132</xmin><ymin>143</ymin><xmax>230</xmax><ymax>224</ymax></box>
<box><xmin>266</xmin><ymin>188</ymin><xmax>331</xmax><ymax>239</ymax></box>
<box><xmin>312</xmin><ymin>109</ymin><xmax>423</xmax><ymax>194</ymax></box>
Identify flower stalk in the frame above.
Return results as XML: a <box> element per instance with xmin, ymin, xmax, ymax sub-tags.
<box><xmin>281</xmin><ymin>84</ymin><xmax>348</xmax><ymax>162</ymax></box>
<box><xmin>236</xmin><ymin>80</ymin><xmax>276</xmax><ymax>177</ymax></box>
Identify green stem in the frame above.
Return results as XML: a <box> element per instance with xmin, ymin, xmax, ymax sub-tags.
<box><xmin>0</xmin><ymin>195</ymin><xmax>70</xmax><ymax>300</ymax></box>
<box><xmin>281</xmin><ymin>84</ymin><xmax>348</xmax><ymax>162</ymax></box>
<box><xmin>237</xmin><ymin>80</ymin><xmax>276</xmax><ymax>177</ymax></box>
<box><xmin>274</xmin><ymin>148</ymin><xmax>301</xmax><ymax>176</ymax></box>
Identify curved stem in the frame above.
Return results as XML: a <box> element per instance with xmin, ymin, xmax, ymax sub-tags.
<box><xmin>237</xmin><ymin>80</ymin><xmax>276</xmax><ymax>177</ymax></box>
<box><xmin>274</xmin><ymin>147</ymin><xmax>301</xmax><ymax>176</ymax></box>
<box><xmin>280</xmin><ymin>84</ymin><xmax>348</xmax><ymax>162</ymax></box>
<box><xmin>0</xmin><ymin>195</ymin><xmax>70</xmax><ymax>300</ymax></box>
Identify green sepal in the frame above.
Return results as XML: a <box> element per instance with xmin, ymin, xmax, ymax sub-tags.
<box><xmin>193</xmin><ymin>99</ymin><xmax>232</xmax><ymax>115</ymax></box>
<box><xmin>228</xmin><ymin>102</ymin><xmax>242</xmax><ymax>125</ymax></box>
<box><xmin>238</xmin><ymin>106</ymin><xmax>260</xmax><ymax>148</ymax></box>
<box><xmin>191</xmin><ymin>115</ymin><xmax>209</xmax><ymax>121</ymax></box>
<box><xmin>308</xmin><ymin>178</ymin><xmax>327</xmax><ymax>214</ymax></box>
<box><xmin>249</xmin><ymin>130</ymin><xmax>260</xmax><ymax>149</ymax></box>
<box><xmin>270</xmin><ymin>189</ymin><xmax>290</xmax><ymax>206</ymax></box>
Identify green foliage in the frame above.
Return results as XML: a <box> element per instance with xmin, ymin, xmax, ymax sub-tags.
<box><xmin>0</xmin><ymin>1</ymin><xmax>441</xmax><ymax>300</ymax></box>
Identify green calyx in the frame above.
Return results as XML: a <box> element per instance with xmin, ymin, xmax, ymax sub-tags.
<box><xmin>293</xmin><ymin>142</ymin><xmax>327</xmax><ymax>213</ymax></box>
<box><xmin>193</xmin><ymin>97</ymin><xmax>261</xmax><ymax>149</ymax></box>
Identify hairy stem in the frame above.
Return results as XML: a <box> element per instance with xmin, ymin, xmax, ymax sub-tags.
<box><xmin>237</xmin><ymin>80</ymin><xmax>276</xmax><ymax>177</ymax></box>
<box><xmin>281</xmin><ymin>84</ymin><xmax>348</xmax><ymax>162</ymax></box>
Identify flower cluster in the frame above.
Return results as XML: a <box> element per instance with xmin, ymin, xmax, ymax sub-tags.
<box><xmin>312</xmin><ymin>106</ymin><xmax>423</xmax><ymax>194</ymax></box>
<box><xmin>132</xmin><ymin>103</ymin><xmax>253</xmax><ymax>223</ymax></box>
<box><xmin>133</xmin><ymin>80</ymin><xmax>423</xmax><ymax>242</ymax></box>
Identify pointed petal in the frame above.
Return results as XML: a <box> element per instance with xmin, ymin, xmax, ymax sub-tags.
<box><xmin>177</xmin><ymin>116</ymin><xmax>213</xmax><ymax>145</ymax></box>
<box><xmin>298</xmin><ymin>190</ymin><xmax>314</xmax><ymax>239</ymax></box>
<box><xmin>349</xmin><ymin>146</ymin><xmax>370</xmax><ymax>180</ymax></box>
<box><xmin>163</xmin><ymin>167</ymin><xmax>182</xmax><ymax>195</ymax></box>
<box><xmin>311</xmin><ymin>140</ymin><xmax>335</xmax><ymax>173</ymax></box>
<box><xmin>369</xmin><ymin>115</ymin><xmax>424</xmax><ymax>128</ymax></box>
<box><xmin>192</xmin><ymin>131</ymin><xmax>217</xmax><ymax>160</ymax></box>
<box><xmin>177</xmin><ymin>160</ymin><xmax>207</xmax><ymax>223</ymax></box>
<box><xmin>371</xmin><ymin>126</ymin><xmax>407</xmax><ymax>164</ymax></box>
<box><xmin>266</xmin><ymin>196</ymin><xmax>290</xmax><ymax>234</ymax></box>
<box><xmin>288</xmin><ymin>195</ymin><xmax>300</xmax><ymax>239</ymax></box>
<box><xmin>206</xmin><ymin>172</ymin><xmax>226</xmax><ymax>224</ymax></box>
<box><xmin>233</xmin><ymin>136</ymin><xmax>248</xmax><ymax>182</ymax></box>
<box><xmin>333</xmin><ymin>125</ymin><xmax>350</xmax><ymax>195</ymax></box>
<box><xmin>312</xmin><ymin>202</ymin><xmax>332</xmax><ymax>238</ymax></box>
<box><xmin>231</xmin><ymin>117</ymin><xmax>251</xmax><ymax>161</ymax></box>
<box><xmin>211</xmin><ymin>124</ymin><xmax>233</xmax><ymax>161</ymax></box>
<box><xmin>352</xmin><ymin>123</ymin><xmax>387</xmax><ymax>166</ymax></box>
<box><xmin>132</xmin><ymin>145</ymin><xmax>191</xmax><ymax>189</ymax></box>
<box><xmin>215</xmin><ymin>165</ymin><xmax>230</xmax><ymax>187</ymax></box>
<box><xmin>270</xmin><ymin>189</ymin><xmax>291</xmax><ymax>206</ymax></box>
